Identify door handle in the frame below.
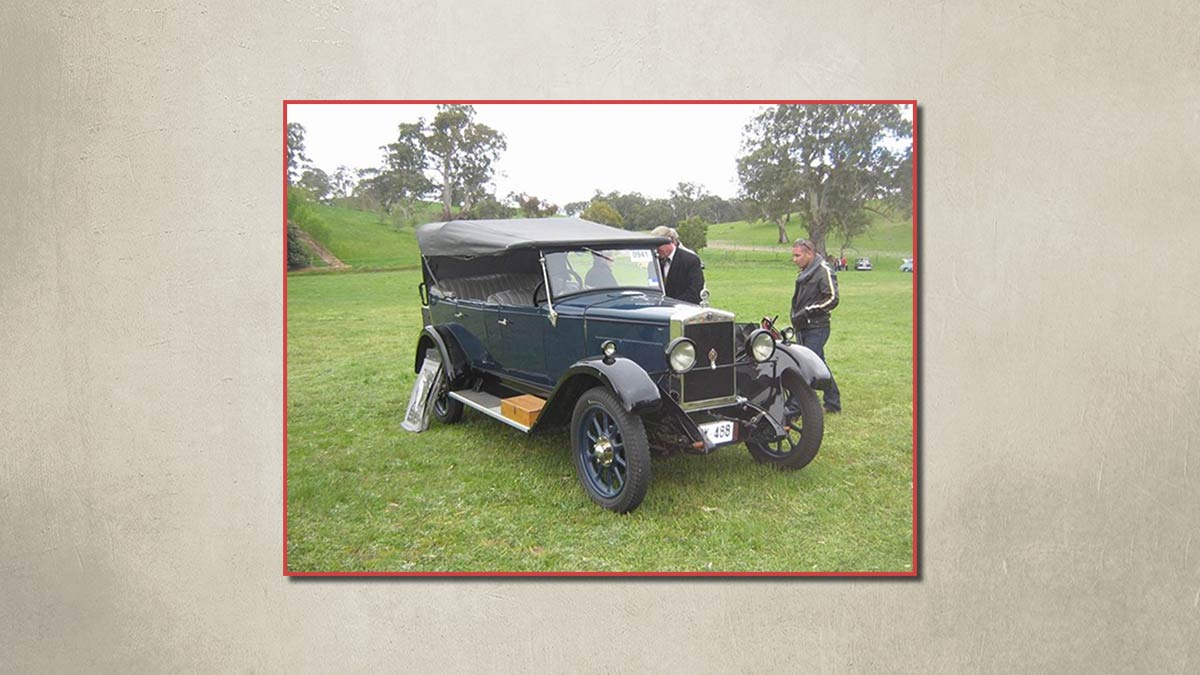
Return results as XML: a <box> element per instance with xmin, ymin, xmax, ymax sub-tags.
<box><xmin>454</xmin><ymin>312</ymin><xmax>464</xmax><ymax>318</ymax></box>
<box><xmin>497</xmin><ymin>318</ymin><xmax>508</xmax><ymax>326</ymax></box>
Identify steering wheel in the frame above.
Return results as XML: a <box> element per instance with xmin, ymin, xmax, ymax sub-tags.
<box><xmin>563</xmin><ymin>270</ymin><xmax>583</xmax><ymax>292</ymax></box>
<box><xmin>535</xmin><ymin>271</ymin><xmax>584</xmax><ymax>304</ymax></box>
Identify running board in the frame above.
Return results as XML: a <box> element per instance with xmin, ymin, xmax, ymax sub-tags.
<box><xmin>448</xmin><ymin>390</ymin><xmax>532</xmax><ymax>433</ymax></box>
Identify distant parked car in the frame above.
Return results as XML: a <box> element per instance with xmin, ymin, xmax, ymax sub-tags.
<box><xmin>855</xmin><ymin>257</ymin><xmax>872</xmax><ymax>271</ymax></box>
<box><xmin>900</xmin><ymin>258</ymin><xmax>913</xmax><ymax>272</ymax></box>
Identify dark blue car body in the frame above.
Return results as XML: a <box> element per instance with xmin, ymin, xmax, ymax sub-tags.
<box><xmin>411</xmin><ymin>218</ymin><xmax>830</xmax><ymax>512</ymax></box>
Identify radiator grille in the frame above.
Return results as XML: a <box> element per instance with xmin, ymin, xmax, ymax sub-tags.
<box><xmin>681</xmin><ymin>321</ymin><xmax>735</xmax><ymax>403</ymax></box>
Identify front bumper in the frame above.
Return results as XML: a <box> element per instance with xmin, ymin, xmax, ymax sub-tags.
<box><xmin>649</xmin><ymin>358</ymin><xmax>794</xmax><ymax>454</ymax></box>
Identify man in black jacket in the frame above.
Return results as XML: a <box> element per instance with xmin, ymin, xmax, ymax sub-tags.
<box><xmin>650</xmin><ymin>226</ymin><xmax>705</xmax><ymax>304</ymax></box>
<box><xmin>790</xmin><ymin>239</ymin><xmax>842</xmax><ymax>413</ymax></box>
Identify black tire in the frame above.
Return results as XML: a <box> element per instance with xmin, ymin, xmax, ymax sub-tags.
<box><xmin>431</xmin><ymin>379</ymin><xmax>463</xmax><ymax>424</ymax></box>
<box><xmin>570</xmin><ymin>386</ymin><xmax>651</xmax><ymax>513</ymax></box>
<box><xmin>746</xmin><ymin>379</ymin><xmax>823</xmax><ymax>470</ymax></box>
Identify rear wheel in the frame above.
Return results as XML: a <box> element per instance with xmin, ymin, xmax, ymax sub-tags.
<box><xmin>431</xmin><ymin>374</ymin><xmax>463</xmax><ymax>424</ymax></box>
<box><xmin>746</xmin><ymin>380</ymin><xmax>823</xmax><ymax>470</ymax></box>
<box><xmin>570</xmin><ymin>387</ymin><xmax>651</xmax><ymax>513</ymax></box>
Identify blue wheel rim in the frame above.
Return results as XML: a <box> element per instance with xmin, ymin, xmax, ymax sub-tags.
<box><xmin>577</xmin><ymin>405</ymin><xmax>627</xmax><ymax>499</ymax></box>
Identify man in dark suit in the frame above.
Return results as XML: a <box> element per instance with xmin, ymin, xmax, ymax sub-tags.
<box><xmin>650</xmin><ymin>226</ymin><xmax>705</xmax><ymax>304</ymax></box>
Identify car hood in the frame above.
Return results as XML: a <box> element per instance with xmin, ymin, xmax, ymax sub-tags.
<box><xmin>556</xmin><ymin>290</ymin><xmax>699</xmax><ymax>324</ymax></box>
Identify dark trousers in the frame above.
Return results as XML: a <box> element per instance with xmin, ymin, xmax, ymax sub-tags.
<box><xmin>799</xmin><ymin>325</ymin><xmax>841</xmax><ymax>411</ymax></box>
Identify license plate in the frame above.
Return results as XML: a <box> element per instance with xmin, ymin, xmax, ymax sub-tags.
<box><xmin>698</xmin><ymin>420</ymin><xmax>736</xmax><ymax>446</ymax></box>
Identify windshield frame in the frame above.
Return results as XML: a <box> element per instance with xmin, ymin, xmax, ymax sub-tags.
<box><xmin>541</xmin><ymin>246</ymin><xmax>665</xmax><ymax>303</ymax></box>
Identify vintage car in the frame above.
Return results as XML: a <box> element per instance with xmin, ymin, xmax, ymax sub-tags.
<box><xmin>410</xmin><ymin>218</ymin><xmax>832</xmax><ymax>513</ymax></box>
<box><xmin>855</xmin><ymin>257</ymin><xmax>873</xmax><ymax>271</ymax></box>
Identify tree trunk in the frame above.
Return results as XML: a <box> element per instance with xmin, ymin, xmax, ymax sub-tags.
<box><xmin>810</xmin><ymin>218</ymin><xmax>828</xmax><ymax>257</ymax></box>
<box><xmin>440</xmin><ymin>156</ymin><xmax>453</xmax><ymax>220</ymax></box>
<box><xmin>776</xmin><ymin>212</ymin><xmax>791</xmax><ymax>244</ymax></box>
<box><xmin>397</xmin><ymin>200</ymin><xmax>413</xmax><ymax>224</ymax></box>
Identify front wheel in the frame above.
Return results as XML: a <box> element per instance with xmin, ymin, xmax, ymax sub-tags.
<box><xmin>570</xmin><ymin>387</ymin><xmax>651</xmax><ymax>513</ymax></box>
<box><xmin>746</xmin><ymin>380</ymin><xmax>823</xmax><ymax>470</ymax></box>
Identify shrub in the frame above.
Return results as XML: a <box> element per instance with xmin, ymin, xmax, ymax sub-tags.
<box><xmin>582</xmin><ymin>200</ymin><xmax>624</xmax><ymax>228</ymax></box>
<box><xmin>287</xmin><ymin>221</ymin><xmax>311</xmax><ymax>269</ymax></box>
<box><xmin>287</xmin><ymin>186</ymin><xmax>331</xmax><ymax>248</ymax></box>
<box><xmin>677</xmin><ymin>216</ymin><xmax>709</xmax><ymax>252</ymax></box>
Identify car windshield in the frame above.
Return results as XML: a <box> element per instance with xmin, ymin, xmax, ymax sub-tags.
<box><xmin>545</xmin><ymin>248</ymin><xmax>662</xmax><ymax>299</ymax></box>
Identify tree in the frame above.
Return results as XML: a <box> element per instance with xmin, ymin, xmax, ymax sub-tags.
<box><xmin>286</xmin><ymin>122</ymin><xmax>310</xmax><ymax>184</ymax></box>
<box><xmin>592</xmin><ymin>190</ymin><xmax>649</xmax><ymax>229</ymax></box>
<box><xmin>512</xmin><ymin>193</ymin><xmax>559</xmax><ymax>218</ymax></box>
<box><xmin>582</xmin><ymin>200</ymin><xmax>624</xmax><ymax>227</ymax></box>
<box><xmin>352</xmin><ymin>167</ymin><xmax>385</xmax><ymax>211</ymax></box>
<box><xmin>676</xmin><ymin>216</ymin><xmax>709</xmax><ymax>252</ymax></box>
<box><xmin>669</xmin><ymin>182</ymin><xmax>711</xmax><ymax>221</ymax></box>
<box><xmin>298</xmin><ymin>168</ymin><xmax>332</xmax><ymax>203</ymax></box>
<box><xmin>639</xmin><ymin>200</ymin><xmax>677</xmax><ymax>231</ymax></box>
<box><xmin>330</xmin><ymin>165</ymin><xmax>355</xmax><ymax>200</ymax></box>
<box><xmin>888</xmin><ymin>146</ymin><xmax>914</xmax><ymax>219</ymax></box>
<box><xmin>424</xmin><ymin>105</ymin><xmax>506</xmax><ymax>219</ymax></box>
<box><xmin>736</xmin><ymin>139</ymin><xmax>801</xmax><ymax>243</ymax></box>
<box><xmin>831</xmin><ymin>208</ymin><xmax>870</xmax><ymax>260</ymax></box>
<box><xmin>469</xmin><ymin>194</ymin><xmax>516</xmax><ymax>220</ymax></box>
<box><xmin>563</xmin><ymin>201</ymin><xmax>588</xmax><ymax>217</ymax></box>
<box><xmin>697</xmin><ymin>195</ymin><xmax>740</xmax><ymax>223</ymax></box>
<box><xmin>365</xmin><ymin>122</ymin><xmax>435</xmax><ymax>222</ymax></box>
<box><xmin>737</xmin><ymin>104</ymin><xmax>911</xmax><ymax>253</ymax></box>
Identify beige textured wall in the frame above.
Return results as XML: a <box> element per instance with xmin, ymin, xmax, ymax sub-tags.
<box><xmin>3</xmin><ymin>1</ymin><xmax>1198</xmax><ymax>671</ymax></box>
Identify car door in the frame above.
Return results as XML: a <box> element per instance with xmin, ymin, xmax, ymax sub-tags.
<box><xmin>488</xmin><ymin>303</ymin><xmax>550</xmax><ymax>388</ymax></box>
<box><xmin>452</xmin><ymin>297</ymin><xmax>496</xmax><ymax>369</ymax></box>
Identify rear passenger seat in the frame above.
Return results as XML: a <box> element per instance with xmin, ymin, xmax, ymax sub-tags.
<box><xmin>435</xmin><ymin>273</ymin><xmax>542</xmax><ymax>306</ymax></box>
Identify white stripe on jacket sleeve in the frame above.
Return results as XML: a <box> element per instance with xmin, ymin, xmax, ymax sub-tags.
<box><xmin>805</xmin><ymin>262</ymin><xmax>837</xmax><ymax>311</ymax></box>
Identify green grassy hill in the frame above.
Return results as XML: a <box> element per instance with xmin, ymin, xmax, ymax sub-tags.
<box><xmin>298</xmin><ymin>204</ymin><xmax>423</xmax><ymax>270</ymax></box>
<box><xmin>291</xmin><ymin>200</ymin><xmax>913</xmax><ymax>273</ymax></box>
<box><xmin>707</xmin><ymin>208</ymin><xmax>913</xmax><ymax>268</ymax></box>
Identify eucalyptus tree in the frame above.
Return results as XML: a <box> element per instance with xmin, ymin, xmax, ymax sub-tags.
<box><xmin>737</xmin><ymin>104</ymin><xmax>911</xmax><ymax>251</ymax></box>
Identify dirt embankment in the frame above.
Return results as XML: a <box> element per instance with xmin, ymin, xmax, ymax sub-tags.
<box><xmin>293</xmin><ymin>226</ymin><xmax>348</xmax><ymax>269</ymax></box>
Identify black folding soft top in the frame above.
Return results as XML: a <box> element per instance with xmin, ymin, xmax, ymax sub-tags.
<box><xmin>416</xmin><ymin>217</ymin><xmax>669</xmax><ymax>258</ymax></box>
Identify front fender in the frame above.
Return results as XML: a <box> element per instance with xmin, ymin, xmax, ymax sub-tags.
<box><xmin>532</xmin><ymin>356</ymin><xmax>662</xmax><ymax>431</ymax></box>
<box><xmin>733</xmin><ymin>345</ymin><xmax>824</xmax><ymax>444</ymax></box>
<box><xmin>776</xmin><ymin>342</ymin><xmax>832</xmax><ymax>391</ymax></box>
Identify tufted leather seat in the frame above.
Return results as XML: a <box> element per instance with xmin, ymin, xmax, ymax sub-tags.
<box><xmin>436</xmin><ymin>274</ymin><xmax>541</xmax><ymax>306</ymax></box>
<box><xmin>486</xmin><ymin>288</ymin><xmax>535</xmax><ymax>306</ymax></box>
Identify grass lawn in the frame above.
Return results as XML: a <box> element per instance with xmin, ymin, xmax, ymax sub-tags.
<box><xmin>286</xmin><ymin>251</ymin><xmax>914</xmax><ymax>572</ymax></box>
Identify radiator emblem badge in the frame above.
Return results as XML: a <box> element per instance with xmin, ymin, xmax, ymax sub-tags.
<box><xmin>708</xmin><ymin>348</ymin><xmax>718</xmax><ymax>370</ymax></box>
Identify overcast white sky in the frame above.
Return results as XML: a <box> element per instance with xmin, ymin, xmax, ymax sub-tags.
<box><xmin>287</xmin><ymin>103</ymin><xmax>912</xmax><ymax>208</ymax></box>
<box><xmin>287</xmin><ymin>103</ymin><xmax>769</xmax><ymax>206</ymax></box>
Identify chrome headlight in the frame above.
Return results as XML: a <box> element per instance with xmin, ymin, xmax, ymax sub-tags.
<box><xmin>780</xmin><ymin>326</ymin><xmax>796</xmax><ymax>343</ymax></box>
<box><xmin>601</xmin><ymin>340</ymin><xmax>617</xmax><ymax>358</ymax></box>
<box><xmin>749</xmin><ymin>329</ymin><xmax>776</xmax><ymax>362</ymax></box>
<box><xmin>666</xmin><ymin>338</ymin><xmax>697</xmax><ymax>373</ymax></box>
